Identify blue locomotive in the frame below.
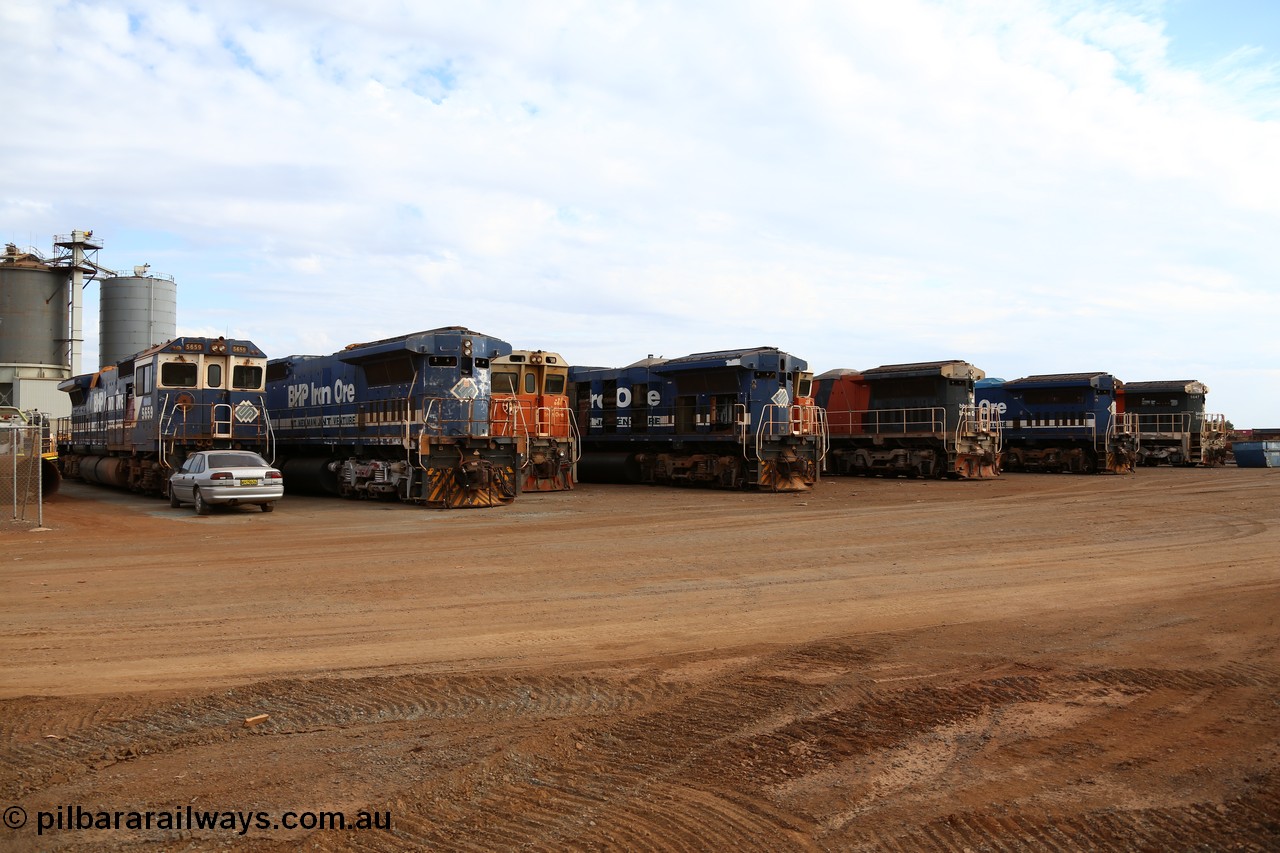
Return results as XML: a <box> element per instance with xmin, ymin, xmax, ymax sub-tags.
<box><xmin>1118</xmin><ymin>380</ymin><xmax>1227</xmax><ymax>467</ymax></box>
<box><xmin>264</xmin><ymin>326</ymin><xmax>520</xmax><ymax>508</ymax></box>
<box><xmin>568</xmin><ymin>347</ymin><xmax>825</xmax><ymax>491</ymax></box>
<box><xmin>58</xmin><ymin>336</ymin><xmax>272</xmax><ymax>493</ymax></box>
<box><xmin>976</xmin><ymin>373</ymin><xmax>1137</xmax><ymax>474</ymax></box>
<box><xmin>814</xmin><ymin>360</ymin><xmax>1001</xmax><ymax>479</ymax></box>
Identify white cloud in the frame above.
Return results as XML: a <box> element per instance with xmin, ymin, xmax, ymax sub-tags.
<box><xmin>1</xmin><ymin>0</ymin><xmax>1277</xmax><ymax>425</ymax></box>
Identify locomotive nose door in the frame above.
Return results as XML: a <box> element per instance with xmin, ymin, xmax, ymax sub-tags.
<box><xmin>205</xmin><ymin>352</ymin><xmax>232</xmax><ymax>438</ymax></box>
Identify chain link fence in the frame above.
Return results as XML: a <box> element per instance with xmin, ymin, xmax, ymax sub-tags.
<box><xmin>2</xmin><ymin>424</ymin><xmax>46</xmax><ymax>526</ymax></box>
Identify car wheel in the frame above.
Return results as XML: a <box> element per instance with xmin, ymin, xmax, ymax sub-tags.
<box><xmin>260</xmin><ymin>502</ymin><xmax>275</xmax><ymax>513</ymax></box>
<box><xmin>193</xmin><ymin>487</ymin><xmax>210</xmax><ymax>516</ymax></box>
<box><xmin>168</xmin><ymin>481</ymin><xmax>182</xmax><ymax>508</ymax></box>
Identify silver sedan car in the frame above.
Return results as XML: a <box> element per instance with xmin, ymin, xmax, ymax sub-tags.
<box><xmin>168</xmin><ymin>450</ymin><xmax>284</xmax><ymax>514</ymax></box>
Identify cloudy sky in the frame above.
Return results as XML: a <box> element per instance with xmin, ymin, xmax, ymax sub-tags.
<box><xmin>3</xmin><ymin>0</ymin><xmax>1278</xmax><ymax>426</ymax></box>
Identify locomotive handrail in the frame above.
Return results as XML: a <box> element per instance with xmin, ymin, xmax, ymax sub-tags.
<box><xmin>826</xmin><ymin>406</ymin><xmax>949</xmax><ymax>436</ymax></box>
<box><xmin>417</xmin><ymin>396</ymin><xmax>492</xmax><ymax>439</ymax></box>
<box><xmin>493</xmin><ymin>396</ymin><xmax>579</xmax><ymax>466</ymax></box>
<box><xmin>569</xmin><ymin>405</ymin><xmax>582</xmax><ymax>464</ymax></box>
<box><xmin>813</xmin><ymin>406</ymin><xmax>830</xmax><ymax>463</ymax></box>
<box><xmin>955</xmin><ymin>403</ymin><xmax>1002</xmax><ymax>453</ymax></box>
<box><xmin>211</xmin><ymin>403</ymin><xmax>233</xmax><ymax>439</ymax></box>
<box><xmin>734</xmin><ymin>403</ymin><xmax>750</xmax><ymax>451</ymax></box>
<box><xmin>156</xmin><ymin>394</ymin><xmax>170</xmax><ymax>470</ymax></box>
<box><xmin>259</xmin><ymin>396</ymin><xmax>276</xmax><ymax>465</ymax></box>
<box><xmin>1202</xmin><ymin>413</ymin><xmax>1227</xmax><ymax>437</ymax></box>
<box><xmin>1107</xmin><ymin>412</ymin><xmax>1139</xmax><ymax>448</ymax></box>
<box><xmin>1133</xmin><ymin>411</ymin><xmax>1193</xmax><ymax>436</ymax></box>
<box><xmin>753</xmin><ymin>403</ymin><xmax>827</xmax><ymax>462</ymax></box>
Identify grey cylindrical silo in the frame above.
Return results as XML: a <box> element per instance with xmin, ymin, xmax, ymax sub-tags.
<box><xmin>0</xmin><ymin>260</ymin><xmax>71</xmax><ymax>368</ymax></box>
<box><xmin>99</xmin><ymin>272</ymin><xmax>178</xmax><ymax>368</ymax></box>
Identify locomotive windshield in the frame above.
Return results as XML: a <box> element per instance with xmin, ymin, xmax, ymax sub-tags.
<box><xmin>492</xmin><ymin>370</ymin><xmax>519</xmax><ymax>394</ymax></box>
<box><xmin>233</xmin><ymin>365</ymin><xmax>264</xmax><ymax>390</ymax></box>
<box><xmin>160</xmin><ymin>362</ymin><xmax>198</xmax><ymax>388</ymax></box>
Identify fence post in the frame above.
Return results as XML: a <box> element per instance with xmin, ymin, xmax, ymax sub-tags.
<box><xmin>37</xmin><ymin>427</ymin><xmax>44</xmax><ymax>528</ymax></box>
<box><xmin>9</xmin><ymin>426</ymin><xmax>16</xmax><ymax>521</ymax></box>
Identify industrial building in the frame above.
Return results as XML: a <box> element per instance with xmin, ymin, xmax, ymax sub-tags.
<box><xmin>0</xmin><ymin>230</ymin><xmax>177</xmax><ymax>418</ymax></box>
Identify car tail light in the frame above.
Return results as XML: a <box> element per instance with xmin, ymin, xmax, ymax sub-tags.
<box><xmin>210</xmin><ymin>472</ymin><xmax>232</xmax><ymax>480</ymax></box>
<box><xmin>266</xmin><ymin>471</ymin><xmax>282</xmax><ymax>479</ymax></box>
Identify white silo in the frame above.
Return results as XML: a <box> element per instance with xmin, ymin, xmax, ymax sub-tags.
<box><xmin>99</xmin><ymin>265</ymin><xmax>178</xmax><ymax>369</ymax></box>
<box><xmin>0</xmin><ymin>243</ymin><xmax>75</xmax><ymax>416</ymax></box>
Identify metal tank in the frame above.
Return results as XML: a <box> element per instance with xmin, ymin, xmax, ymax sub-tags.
<box><xmin>99</xmin><ymin>267</ymin><xmax>177</xmax><ymax>368</ymax></box>
<box><xmin>0</xmin><ymin>246</ymin><xmax>71</xmax><ymax>369</ymax></box>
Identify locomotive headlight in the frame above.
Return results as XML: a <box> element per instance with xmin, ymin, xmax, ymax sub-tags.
<box><xmin>463</xmin><ymin>339</ymin><xmax>473</xmax><ymax>355</ymax></box>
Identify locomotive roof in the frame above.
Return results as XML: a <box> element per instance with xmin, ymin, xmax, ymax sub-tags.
<box><xmin>335</xmin><ymin>327</ymin><xmax>511</xmax><ymax>363</ymax></box>
<box><xmin>814</xmin><ymin>368</ymin><xmax>860</xmax><ymax>381</ymax></box>
<box><xmin>624</xmin><ymin>356</ymin><xmax>670</xmax><ymax>369</ymax></box>
<box><xmin>340</xmin><ymin>326</ymin><xmax>484</xmax><ymax>351</ymax></box>
<box><xmin>569</xmin><ymin>347</ymin><xmax>806</xmax><ymax>379</ymax></box>
<box><xmin>493</xmin><ymin>350</ymin><xmax>568</xmax><ymax>365</ymax></box>
<box><xmin>1121</xmin><ymin>380</ymin><xmax>1208</xmax><ymax>394</ymax></box>
<box><xmin>658</xmin><ymin>347</ymin><xmax>805</xmax><ymax>370</ymax></box>
<box><xmin>861</xmin><ymin>360</ymin><xmax>985</xmax><ymax>381</ymax></box>
<box><xmin>1004</xmin><ymin>372</ymin><xmax>1115</xmax><ymax>387</ymax></box>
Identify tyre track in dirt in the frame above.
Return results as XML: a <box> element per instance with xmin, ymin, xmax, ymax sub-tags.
<box><xmin>3</xmin><ymin>632</ymin><xmax>1278</xmax><ymax>851</ymax></box>
<box><xmin>0</xmin><ymin>672</ymin><xmax>679</xmax><ymax>801</ymax></box>
<box><xmin>3</xmin><ymin>469</ymin><xmax>1278</xmax><ymax>851</ymax></box>
<box><xmin>270</xmin><ymin>642</ymin><xmax>1277</xmax><ymax>851</ymax></box>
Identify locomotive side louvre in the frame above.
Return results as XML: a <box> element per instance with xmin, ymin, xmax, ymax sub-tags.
<box><xmin>568</xmin><ymin>347</ymin><xmax>827</xmax><ymax>492</ymax></box>
<box><xmin>264</xmin><ymin>326</ymin><xmax>521</xmax><ymax>508</ymax></box>
<box><xmin>490</xmin><ymin>350</ymin><xmax>579</xmax><ymax>492</ymax></box>
<box><xmin>977</xmin><ymin>372</ymin><xmax>1137</xmax><ymax>474</ymax></box>
<box><xmin>57</xmin><ymin>336</ymin><xmax>272</xmax><ymax>494</ymax></box>
<box><xmin>815</xmin><ymin>360</ymin><xmax>1000</xmax><ymax>479</ymax></box>
<box><xmin>1117</xmin><ymin>380</ymin><xmax>1227</xmax><ymax>467</ymax></box>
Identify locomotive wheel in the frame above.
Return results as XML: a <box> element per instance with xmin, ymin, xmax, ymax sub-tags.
<box><xmin>168</xmin><ymin>483</ymin><xmax>181</xmax><ymax>508</ymax></box>
<box><xmin>193</xmin><ymin>488</ymin><xmax>210</xmax><ymax>516</ymax></box>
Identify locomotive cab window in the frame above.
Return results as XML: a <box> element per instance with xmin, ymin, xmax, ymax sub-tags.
<box><xmin>207</xmin><ymin>363</ymin><xmax>223</xmax><ymax>388</ymax></box>
<box><xmin>232</xmin><ymin>365</ymin><xmax>264</xmax><ymax>390</ymax></box>
<box><xmin>137</xmin><ymin>364</ymin><xmax>154</xmax><ymax>395</ymax></box>
<box><xmin>492</xmin><ymin>370</ymin><xmax>518</xmax><ymax>395</ymax></box>
<box><xmin>160</xmin><ymin>362</ymin><xmax>198</xmax><ymax>388</ymax></box>
<box><xmin>545</xmin><ymin>374</ymin><xmax>565</xmax><ymax>395</ymax></box>
<box><xmin>525</xmin><ymin>373</ymin><xmax>537</xmax><ymax>394</ymax></box>
<box><xmin>362</xmin><ymin>356</ymin><xmax>415</xmax><ymax>387</ymax></box>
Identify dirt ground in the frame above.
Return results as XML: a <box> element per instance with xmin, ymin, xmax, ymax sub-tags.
<box><xmin>1</xmin><ymin>467</ymin><xmax>1278</xmax><ymax>851</ymax></box>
